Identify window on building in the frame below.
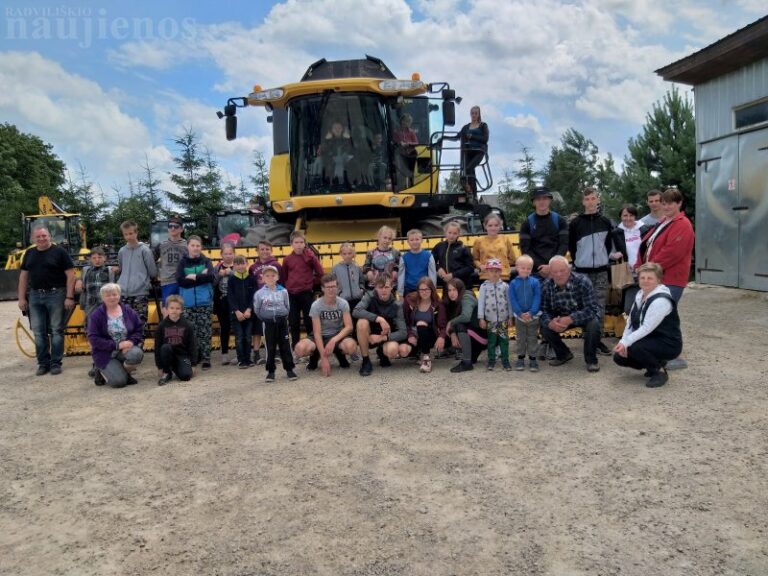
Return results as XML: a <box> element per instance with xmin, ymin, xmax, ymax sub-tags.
<box><xmin>734</xmin><ymin>99</ymin><xmax>768</xmax><ymax>130</ymax></box>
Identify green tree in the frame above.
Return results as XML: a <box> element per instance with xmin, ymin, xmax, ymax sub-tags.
<box><xmin>249</xmin><ymin>150</ymin><xmax>270</xmax><ymax>202</ymax></box>
<box><xmin>137</xmin><ymin>155</ymin><xmax>166</xmax><ymax>218</ymax></box>
<box><xmin>225</xmin><ymin>177</ymin><xmax>252</xmax><ymax>209</ymax></box>
<box><xmin>497</xmin><ymin>146</ymin><xmax>543</xmax><ymax>229</ymax></box>
<box><xmin>441</xmin><ymin>169</ymin><xmax>462</xmax><ymax>195</ymax></box>
<box><xmin>544</xmin><ymin>128</ymin><xmax>620</xmax><ymax>218</ymax></box>
<box><xmin>167</xmin><ymin>128</ymin><xmax>224</xmax><ymax>239</ymax></box>
<box><xmin>0</xmin><ymin>123</ymin><xmax>66</xmax><ymax>260</ymax></box>
<box><xmin>620</xmin><ymin>87</ymin><xmax>696</xmax><ymax>219</ymax></box>
<box><xmin>57</xmin><ymin>163</ymin><xmax>109</xmax><ymax>246</ymax></box>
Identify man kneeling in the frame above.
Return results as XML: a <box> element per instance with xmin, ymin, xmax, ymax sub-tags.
<box><xmin>294</xmin><ymin>273</ymin><xmax>357</xmax><ymax>377</ymax></box>
<box><xmin>353</xmin><ymin>275</ymin><xmax>407</xmax><ymax>376</ymax></box>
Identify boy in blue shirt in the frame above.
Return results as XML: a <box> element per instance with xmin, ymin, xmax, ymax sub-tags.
<box><xmin>397</xmin><ymin>229</ymin><xmax>436</xmax><ymax>296</ymax></box>
<box><xmin>508</xmin><ymin>254</ymin><xmax>542</xmax><ymax>371</ymax></box>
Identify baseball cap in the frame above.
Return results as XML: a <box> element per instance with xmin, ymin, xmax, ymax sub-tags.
<box><xmin>532</xmin><ymin>186</ymin><xmax>553</xmax><ymax>199</ymax></box>
<box><xmin>261</xmin><ymin>265</ymin><xmax>278</xmax><ymax>275</ymax></box>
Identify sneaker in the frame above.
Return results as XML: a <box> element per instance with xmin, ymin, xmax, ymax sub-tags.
<box><xmin>379</xmin><ymin>355</ymin><xmax>392</xmax><ymax>368</ymax></box>
<box><xmin>450</xmin><ymin>361</ymin><xmax>473</xmax><ymax>373</ymax></box>
<box><xmin>528</xmin><ymin>358</ymin><xmax>539</xmax><ymax>372</ymax></box>
<box><xmin>306</xmin><ymin>357</ymin><xmax>318</xmax><ymax>371</ymax></box>
<box><xmin>646</xmin><ymin>370</ymin><xmax>669</xmax><ymax>388</ymax></box>
<box><xmin>454</xmin><ymin>350</ymin><xmax>464</xmax><ymax>361</ymax></box>
<box><xmin>238</xmin><ymin>362</ymin><xmax>249</xmax><ymax>370</ymax></box>
<box><xmin>94</xmin><ymin>371</ymin><xmax>107</xmax><ymax>386</ymax></box>
<box><xmin>665</xmin><ymin>358</ymin><xmax>688</xmax><ymax>371</ymax></box>
<box><xmin>419</xmin><ymin>355</ymin><xmax>432</xmax><ymax>374</ymax></box>
<box><xmin>256</xmin><ymin>357</ymin><xmax>266</xmax><ymax>366</ymax></box>
<box><xmin>157</xmin><ymin>373</ymin><xmax>172</xmax><ymax>386</ymax></box>
<box><xmin>515</xmin><ymin>358</ymin><xmax>526</xmax><ymax>371</ymax></box>
<box><xmin>265</xmin><ymin>371</ymin><xmax>276</xmax><ymax>383</ymax></box>
<box><xmin>286</xmin><ymin>370</ymin><xmax>298</xmax><ymax>381</ymax></box>
<box><xmin>36</xmin><ymin>365</ymin><xmax>49</xmax><ymax>376</ymax></box>
<box><xmin>548</xmin><ymin>352</ymin><xmax>574</xmax><ymax>367</ymax></box>
<box><xmin>359</xmin><ymin>357</ymin><xmax>373</xmax><ymax>376</ymax></box>
<box><xmin>586</xmin><ymin>363</ymin><xmax>600</xmax><ymax>373</ymax></box>
<box><xmin>49</xmin><ymin>365</ymin><xmax>62</xmax><ymax>375</ymax></box>
<box><xmin>293</xmin><ymin>354</ymin><xmax>307</xmax><ymax>364</ymax></box>
<box><xmin>221</xmin><ymin>353</ymin><xmax>230</xmax><ymax>365</ymax></box>
<box><xmin>350</xmin><ymin>352</ymin><xmax>361</xmax><ymax>362</ymax></box>
<box><xmin>596</xmin><ymin>342</ymin><xmax>612</xmax><ymax>356</ymax></box>
<box><xmin>252</xmin><ymin>350</ymin><xmax>261</xmax><ymax>365</ymax></box>
<box><xmin>201</xmin><ymin>361</ymin><xmax>212</xmax><ymax>371</ymax></box>
<box><xmin>337</xmin><ymin>355</ymin><xmax>350</xmax><ymax>369</ymax></box>
<box><xmin>501</xmin><ymin>360</ymin><xmax>513</xmax><ymax>372</ymax></box>
<box><xmin>126</xmin><ymin>374</ymin><xmax>138</xmax><ymax>385</ymax></box>
<box><xmin>88</xmin><ymin>367</ymin><xmax>96</xmax><ymax>378</ymax></box>
<box><xmin>486</xmin><ymin>360</ymin><xmax>496</xmax><ymax>371</ymax></box>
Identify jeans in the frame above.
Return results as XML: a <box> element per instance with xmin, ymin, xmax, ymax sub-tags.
<box><xmin>232</xmin><ymin>316</ymin><xmax>253</xmax><ymax>365</ymax></box>
<box><xmin>28</xmin><ymin>289</ymin><xmax>66</xmax><ymax>368</ymax></box>
<box><xmin>100</xmin><ymin>347</ymin><xmax>144</xmax><ymax>388</ymax></box>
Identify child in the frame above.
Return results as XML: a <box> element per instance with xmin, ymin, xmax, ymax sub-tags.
<box><xmin>363</xmin><ymin>225</ymin><xmax>400</xmax><ymax>290</ymax></box>
<box><xmin>176</xmin><ymin>235</ymin><xmax>215</xmax><ymax>370</ymax></box>
<box><xmin>213</xmin><ymin>242</ymin><xmax>235</xmax><ymax>365</ymax></box>
<box><xmin>116</xmin><ymin>220</ymin><xmax>157</xmax><ymax>327</ymax></box>
<box><xmin>76</xmin><ymin>246</ymin><xmax>115</xmax><ymax>376</ymax></box>
<box><xmin>471</xmin><ymin>212</ymin><xmax>518</xmax><ymax>282</ymax></box>
<box><xmin>249</xmin><ymin>240</ymin><xmax>283</xmax><ymax>364</ymax></box>
<box><xmin>153</xmin><ymin>215</ymin><xmax>187</xmax><ymax>312</ymax></box>
<box><xmin>228</xmin><ymin>255</ymin><xmax>256</xmax><ymax>368</ymax></box>
<box><xmin>332</xmin><ymin>242</ymin><xmax>365</xmax><ymax>312</ymax></box>
<box><xmin>432</xmin><ymin>220</ymin><xmax>475</xmax><ymax>290</ymax></box>
<box><xmin>253</xmin><ymin>265</ymin><xmax>298</xmax><ymax>382</ymax></box>
<box><xmin>397</xmin><ymin>229</ymin><xmax>437</xmax><ymax>296</ymax></box>
<box><xmin>155</xmin><ymin>295</ymin><xmax>197</xmax><ymax>385</ymax></box>
<box><xmin>508</xmin><ymin>254</ymin><xmax>542</xmax><ymax>372</ymax></box>
<box><xmin>76</xmin><ymin>246</ymin><xmax>115</xmax><ymax>327</ymax></box>
<box><xmin>282</xmin><ymin>231</ymin><xmax>324</xmax><ymax>351</ymax></box>
<box><xmin>477</xmin><ymin>259</ymin><xmax>512</xmax><ymax>371</ymax></box>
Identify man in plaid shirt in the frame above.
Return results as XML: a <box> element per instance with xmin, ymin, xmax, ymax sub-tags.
<box><xmin>540</xmin><ymin>255</ymin><xmax>602</xmax><ymax>372</ymax></box>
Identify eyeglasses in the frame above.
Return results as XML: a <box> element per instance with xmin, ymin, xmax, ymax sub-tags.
<box><xmin>168</xmin><ymin>223</ymin><xmax>181</xmax><ymax>229</ymax></box>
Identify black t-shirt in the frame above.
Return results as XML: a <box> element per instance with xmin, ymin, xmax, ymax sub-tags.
<box><xmin>20</xmin><ymin>245</ymin><xmax>74</xmax><ymax>290</ymax></box>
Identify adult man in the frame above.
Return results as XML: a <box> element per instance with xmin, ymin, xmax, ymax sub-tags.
<box><xmin>519</xmin><ymin>186</ymin><xmax>568</xmax><ymax>280</ymax></box>
<box><xmin>17</xmin><ymin>227</ymin><xmax>76</xmax><ymax>376</ymax></box>
<box><xmin>294</xmin><ymin>273</ymin><xmax>358</xmax><ymax>376</ymax></box>
<box><xmin>568</xmin><ymin>187</ymin><xmax>614</xmax><ymax>356</ymax></box>
<box><xmin>353</xmin><ymin>275</ymin><xmax>407</xmax><ymax>376</ymax></box>
<box><xmin>639</xmin><ymin>189</ymin><xmax>663</xmax><ymax>227</ymax></box>
<box><xmin>540</xmin><ymin>256</ymin><xmax>602</xmax><ymax>373</ymax></box>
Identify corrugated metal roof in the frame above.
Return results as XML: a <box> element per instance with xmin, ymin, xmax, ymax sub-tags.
<box><xmin>656</xmin><ymin>15</ymin><xmax>768</xmax><ymax>85</ymax></box>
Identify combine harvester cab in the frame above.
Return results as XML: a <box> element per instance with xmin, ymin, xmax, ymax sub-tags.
<box><xmin>218</xmin><ymin>55</ymin><xmax>503</xmax><ymax>249</ymax></box>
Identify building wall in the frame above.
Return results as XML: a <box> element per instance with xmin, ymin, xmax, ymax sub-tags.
<box><xmin>694</xmin><ymin>58</ymin><xmax>768</xmax><ymax>143</ymax></box>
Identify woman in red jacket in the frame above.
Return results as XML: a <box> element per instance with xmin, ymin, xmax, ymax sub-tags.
<box><xmin>638</xmin><ymin>187</ymin><xmax>694</xmax><ymax>369</ymax></box>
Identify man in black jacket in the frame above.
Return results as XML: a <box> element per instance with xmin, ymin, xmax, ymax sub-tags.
<box><xmin>519</xmin><ymin>186</ymin><xmax>568</xmax><ymax>280</ymax></box>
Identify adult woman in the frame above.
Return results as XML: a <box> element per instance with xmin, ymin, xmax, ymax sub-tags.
<box><xmin>444</xmin><ymin>105</ymin><xmax>489</xmax><ymax>198</ymax></box>
<box><xmin>638</xmin><ymin>188</ymin><xmax>694</xmax><ymax>370</ymax></box>
<box><xmin>402</xmin><ymin>277</ymin><xmax>448</xmax><ymax>373</ymax></box>
<box><xmin>610</xmin><ymin>204</ymin><xmax>644</xmax><ymax>270</ymax></box>
<box><xmin>613</xmin><ymin>263</ymin><xmax>682</xmax><ymax>388</ymax></box>
<box><xmin>87</xmin><ymin>283</ymin><xmax>145</xmax><ymax>388</ymax></box>
<box><xmin>445</xmin><ymin>278</ymin><xmax>487</xmax><ymax>373</ymax></box>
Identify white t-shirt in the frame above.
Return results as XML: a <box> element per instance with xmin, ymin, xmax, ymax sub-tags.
<box><xmin>619</xmin><ymin>223</ymin><xmax>643</xmax><ymax>268</ymax></box>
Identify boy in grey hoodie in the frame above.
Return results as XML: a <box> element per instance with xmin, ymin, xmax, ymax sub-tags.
<box><xmin>116</xmin><ymin>220</ymin><xmax>157</xmax><ymax>328</ymax></box>
<box><xmin>253</xmin><ymin>266</ymin><xmax>297</xmax><ymax>383</ymax></box>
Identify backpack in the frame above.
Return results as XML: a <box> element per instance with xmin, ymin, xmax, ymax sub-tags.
<box><xmin>527</xmin><ymin>211</ymin><xmax>561</xmax><ymax>233</ymax></box>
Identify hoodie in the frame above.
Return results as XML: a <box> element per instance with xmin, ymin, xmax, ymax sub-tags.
<box><xmin>117</xmin><ymin>242</ymin><xmax>157</xmax><ymax>297</ymax></box>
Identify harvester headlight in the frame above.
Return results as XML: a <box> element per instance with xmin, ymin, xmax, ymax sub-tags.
<box><xmin>389</xmin><ymin>196</ymin><xmax>399</xmax><ymax>206</ymax></box>
<box><xmin>249</xmin><ymin>88</ymin><xmax>285</xmax><ymax>101</ymax></box>
<box><xmin>283</xmin><ymin>201</ymin><xmax>294</xmax><ymax>211</ymax></box>
<box><xmin>379</xmin><ymin>80</ymin><xmax>424</xmax><ymax>92</ymax></box>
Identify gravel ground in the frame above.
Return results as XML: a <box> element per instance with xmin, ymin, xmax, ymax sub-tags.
<box><xmin>1</xmin><ymin>283</ymin><xmax>767</xmax><ymax>576</ymax></box>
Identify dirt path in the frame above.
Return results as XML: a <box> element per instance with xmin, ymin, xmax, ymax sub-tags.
<box><xmin>1</xmin><ymin>284</ymin><xmax>766</xmax><ymax>576</ymax></box>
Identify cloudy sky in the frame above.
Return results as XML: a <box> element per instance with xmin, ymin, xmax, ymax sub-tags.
<box><xmin>0</xmin><ymin>0</ymin><xmax>764</xmax><ymax>200</ymax></box>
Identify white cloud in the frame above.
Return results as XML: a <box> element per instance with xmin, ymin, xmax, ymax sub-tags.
<box><xmin>0</xmin><ymin>51</ymin><xmax>175</xmax><ymax>197</ymax></box>
<box><xmin>504</xmin><ymin>113</ymin><xmax>543</xmax><ymax>133</ymax></box>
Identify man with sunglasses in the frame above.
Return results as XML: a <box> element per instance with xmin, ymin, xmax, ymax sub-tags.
<box><xmin>153</xmin><ymin>216</ymin><xmax>188</xmax><ymax>314</ymax></box>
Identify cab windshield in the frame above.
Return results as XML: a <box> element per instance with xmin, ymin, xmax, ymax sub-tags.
<box><xmin>26</xmin><ymin>216</ymin><xmax>79</xmax><ymax>251</ymax></box>
<box><xmin>288</xmin><ymin>92</ymin><xmax>435</xmax><ymax>195</ymax></box>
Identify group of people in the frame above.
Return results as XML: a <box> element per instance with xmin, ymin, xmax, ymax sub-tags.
<box><xmin>17</xmin><ymin>182</ymin><xmax>692</xmax><ymax>390</ymax></box>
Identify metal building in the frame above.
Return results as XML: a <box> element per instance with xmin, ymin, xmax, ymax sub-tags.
<box><xmin>656</xmin><ymin>15</ymin><xmax>768</xmax><ymax>292</ymax></box>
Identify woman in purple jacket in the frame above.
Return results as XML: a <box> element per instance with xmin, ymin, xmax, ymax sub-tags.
<box><xmin>87</xmin><ymin>283</ymin><xmax>145</xmax><ymax>387</ymax></box>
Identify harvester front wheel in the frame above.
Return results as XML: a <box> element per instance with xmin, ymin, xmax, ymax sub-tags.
<box><xmin>416</xmin><ymin>216</ymin><xmax>446</xmax><ymax>237</ymax></box>
<box><xmin>266</xmin><ymin>223</ymin><xmax>294</xmax><ymax>245</ymax></box>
